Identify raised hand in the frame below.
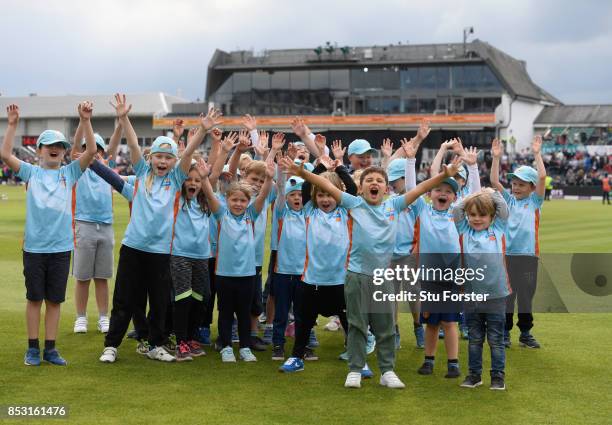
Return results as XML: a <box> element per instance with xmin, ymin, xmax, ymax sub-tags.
<box><xmin>196</xmin><ymin>157</ymin><xmax>211</xmax><ymax>177</ymax></box>
<box><xmin>491</xmin><ymin>138</ymin><xmax>502</xmax><ymax>159</ymax></box>
<box><xmin>319</xmin><ymin>155</ymin><xmax>336</xmax><ymax>171</ymax></box>
<box><xmin>462</xmin><ymin>146</ymin><xmax>480</xmax><ymax>166</ymax></box>
<box><xmin>291</xmin><ymin>116</ymin><xmax>307</xmax><ymax>138</ymax></box>
<box><xmin>271</xmin><ymin>132</ymin><xmax>286</xmax><ymax>151</ymax></box>
<box><xmin>532</xmin><ymin>135</ymin><xmax>542</xmax><ymax>155</ymax></box>
<box><xmin>400</xmin><ymin>137</ymin><xmax>418</xmax><ymax>159</ymax></box>
<box><xmin>279</xmin><ymin>156</ymin><xmax>303</xmax><ymax>176</ymax></box>
<box><xmin>221</xmin><ymin>132</ymin><xmax>239</xmax><ymax>153</ymax></box>
<box><xmin>265</xmin><ymin>159</ymin><xmax>276</xmax><ymax>179</ymax></box>
<box><xmin>331</xmin><ymin>139</ymin><xmax>346</xmax><ymax>160</ymax></box>
<box><xmin>443</xmin><ymin>155</ymin><xmax>463</xmax><ymax>178</ymax></box>
<box><xmin>314</xmin><ymin>133</ymin><xmax>326</xmax><ymax>157</ymax></box>
<box><xmin>242</xmin><ymin>114</ymin><xmax>257</xmax><ymax>131</ymax></box>
<box><xmin>210</xmin><ymin>127</ymin><xmax>222</xmax><ymax>143</ymax></box>
<box><xmin>416</xmin><ymin>120</ymin><xmax>431</xmax><ymax>141</ymax></box>
<box><xmin>78</xmin><ymin>101</ymin><xmax>94</xmax><ymax>120</ymax></box>
<box><xmin>200</xmin><ymin>107</ymin><xmax>223</xmax><ymax>131</ymax></box>
<box><xmin>6</xmin><ymin>104</ymin><xmax>19</xmax><ymax>126</ymax></box>
<box><xmin>109</xmin><ymin>93</ymin><xmax>132</xmax><ymax>118</ymax></box>
<box><xmin>381</xmin><ymin>138</ymin><xmax>393</xmax><ymax>158</ymax></box>
<box><xmin>237</xmin><ymin>130</ymin><xmax>253</xmax><ymax>153</ymax></box>
<box><xmin>173</xmin><ymin>119</ymin><xmax>185</xmax><ymax>140</ymax></box>
<box><xmin>178</xmin><ymin>140</ymin><xmax>186</xmax><ymax>157</ymax></box>
<box><xmin>287</xmin><ymin>142</ymin><xmax>298</xmax><ymax>160</ymax></box>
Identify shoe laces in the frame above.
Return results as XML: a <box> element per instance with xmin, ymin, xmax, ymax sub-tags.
<box><xmin>384</xmin><ymin>371</ymin><xmax>402</xmax><ymax>384</ymax></box>
<box><xmin>178</xmin><ymin>342</ymin><xmax>190</xmax><ymax>354</ymax></box>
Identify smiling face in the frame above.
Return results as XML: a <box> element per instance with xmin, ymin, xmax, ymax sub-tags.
<box><xmin>286</xmin><ymin>190</ymin><xmax>303</xmax><ymax>211</ymax></box>
<box><xmin>315</xmin><ymin>191</ymin><xmax>337</xmax><ymax>213</ymax></box>
<box><xmin>360</xmin><ymin>170</ymin><xmax>388</xmax><ymax>205</ymax></box>
<box><xmin>227</xmin><ymin>189</ymin><xmax>250</xmax><ymax>215</ymax></box>
<box><xmin>429</xmin><ymin>183</ymin><xmax>456</xmax><ymax>211</ymax></box>
<box><xmin>38</xmin><ymin>143</ymin><xmax>66</xmax><ymax>169</ymax></box>
<box><xmin>184</xmin><ymin>169</ymin><xmax>202</xmax><ymax>200</ymax></box>
<box><xmin>349</xmin><ymin>153</ymin><xmax>373</xmax><ymax>171</ymax></box>
<box><xmin>244</xmin><ymin>171</ymin><xmax>266</xmax><ymax>196</ymax></box>
<box><xmin>467</xmin><ymin>207</ymin><xmax>493</xmax><ymax>231</ymax></box>
<box><xmin>511</xmin><ymin>178</ymin><xmax>534</xmax><ymax>200</ymax></box>
<box><xmin>295</xmin><ymin>145</ymin><xmax>310</xmax><ymax>162</ymax></box>
<box><xmin>150</xmin><ymin>152</ymin><xmax>177</xmax><ymax>177</ymax></box>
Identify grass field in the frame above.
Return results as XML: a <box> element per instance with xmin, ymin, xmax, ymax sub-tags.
<box><xmin>0</xmin><ymin>185</ymin><xmax>610</xmax><ymax>425</ymax></box>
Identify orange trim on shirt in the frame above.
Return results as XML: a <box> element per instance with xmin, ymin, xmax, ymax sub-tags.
<box><xmin>412</xmin><ymin>217</ymin><xmax>421</xmax><ymax>265</ymax></box>
<box><xmin>458</xmin><ymin>234</ymin><xmax>465</xmax><ymax>267</ymax></box>
<box><xmin>274</xmin><ymin>218</ymin><xmax>284</xmax><ymax>273</ymax></box>
<box><xmin>71</xmin><ymin>184</ymin><xmax>77</xmax><ymax>248</ymax></box>
<box><xmin>534</xmin><ymin>209</ymin><xmax>540</xmax><ymax>257</ymax></box>
<box><xmin>502</xmin><ymin>234</ymin><xmax>512</xmax><ymax>294</ymax></box>
<box><xmin>128</xmin><ymin>179</ymin><xmax>139</xmax><ymax>218</ymax></box>
<box><xmin>300</xmin><ymin>217</ymin><xmax>310</xmax><ymax>281</ymax></box>
<box><xmin>169</xmin><ymin>191</ymin><xmax>181</xmax><ymax>254</ymax></box>
<box><xmin>344</xmin><ymin>213</ymin><xmax>354</xmax><ymax>269</ymax></box>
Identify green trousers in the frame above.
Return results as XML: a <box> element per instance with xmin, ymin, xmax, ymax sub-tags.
<box><xmin>344</xmin><ymin>271</ymin><xmax>397</xmax><ymax>374</ymax></box>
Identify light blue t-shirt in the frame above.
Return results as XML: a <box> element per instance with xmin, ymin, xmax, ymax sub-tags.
<box><xmin>340</xmin><ymin>192</ymin><xmax>408</xmax><ymax>276</ymax></box>
<box><xmin>502</xmin><ymin>190</ymin><xmax>543</xmax><ymax>256</ymax></box>
<box><xmin>17</xmin><ymin>160</ymin><xmax>83</xmax><ymax>253</ymax></box>
<box><xmin>75</xmin><ymin>168</ymin><xmax>113</xmax><ymax>224</ymax></box>
<box><xmin>214</xmin><ymin>203</ymin><xmax>260</xmax><ymax>277</ymax></box>
<box><xmin>253</xmin><ymin>189</ymin><xmax>277</xmax><ymax>267</ymax></box>
<box><xmin>455</xmin><ymin>214</ymin><xmax>510</xmax><ymax>299</ymax></box>
<box><xmin>302</xmin><ymin>202</ymin><xmax>351</xmax><ymax>286</ymax></box>
<box><xmin>208</xmin><ymin>193</ymin><xmax>226</xmax><ymax>257</ymax></box>
<box><xmin>274</xmin><ymin>203</ymin><xmax>306</xmax><ymax>275</ymax></box>
<box><xmin>411</xmin><ymin>196</ymin><xmax>461</xmax><ymax>273</ymax></box>
<box><xmin>171</xmin><ymin>198</ymin><xmax>211</xmax><ymax>259</ymax></box>
<box><xmin>122</xmin><ymin>159</ymin><xmax>187</xmax><ymax>254</ymax></box>
<box><xmin>393</xmin><ymin>206</ymin><xmax>417</xmax><ymax>258</ymax></box>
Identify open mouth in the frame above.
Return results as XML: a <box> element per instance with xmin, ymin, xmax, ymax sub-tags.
<box><xmin>50</xmin><ymin>152</ymin><xmax>59</xmax><ymax>158</ymax></box>
<box><xmin>369</xmin><ymin>187</ymin><xmax>380</xmax><ymax>197</ymax></box>
<box><xmin>187</xmin><ymin>187</ymin><xmax>196</xmax><ymax>195</ymax></box>
<box><xmin>298</xmin><ymin>154</ymin><xmax>307</xmax><ymax>161</ymax></box>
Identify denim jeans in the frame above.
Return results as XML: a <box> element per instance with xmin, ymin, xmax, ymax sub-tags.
<box><xmin>271</xmin><ymin>273</ymin><xmax>300</xmax><ymax>346</ymax></box>
<box><xmin>466</xmin><ymin>297</ymin><xmax>506</xmax><ymax>376</ymax></box>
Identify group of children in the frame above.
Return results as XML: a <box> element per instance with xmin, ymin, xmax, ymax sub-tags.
<box><xmin>2</xmin><ymin>97</ymin><xmax>547</xmax><ymax>392</ymax></box>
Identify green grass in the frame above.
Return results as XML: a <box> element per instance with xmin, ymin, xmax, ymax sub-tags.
<box><xmin>0</xmin><ymin>185</ymin><xmax>610</xmax><ymax>425</ymax></box>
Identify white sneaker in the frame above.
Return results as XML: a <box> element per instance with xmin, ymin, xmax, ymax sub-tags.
<box><xmin>147</xmin><ymin>346</ymin><xmax>176</xmax><ymax>362</ymax></box>
<box><xmin>380</xmin><ymin>371</ymin><xmax>406</xmax><ymax>389</ymax></box>
<box><xmin>325</xmin><ymin>316</ymin><xmax>341</xmax><ymax>332</ymax></box>
<box><xmin>99</xmin><ymin>347</ymin><xmax>117</xmax><ymax>363</ymax></box>
<box><xmin>239</xmin><ymin>347</ymin><xmax>257</xmax><ymax>362</ymax></box>
<box><xmin>74</xmin><ymin>316</ymin><xmax>88</xmax><ymax>333</ymax></box>
<box><xmin>220</xmin><ymin>346</ymin><xmax>236</xmax><ymax>363</ymax></box>
<box><xmin>344</xmin><ymin>371</ymin><xmax>362</xmax><ymax>388</ymax></box>
<box><xmin>97</xmin><ymin>316</ymin><xmax>110</xmax><ymax>333</ymax></box>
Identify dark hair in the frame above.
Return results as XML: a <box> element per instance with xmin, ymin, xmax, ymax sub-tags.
<box><xmin>181</xmin><ymin>165</ymin><xmax>210</xmax><ymax>215</ymax></box>
<box><xmin>359</xmin><ymin>166</ymin><xmax>388</xmax><ymax>186</ymax></box>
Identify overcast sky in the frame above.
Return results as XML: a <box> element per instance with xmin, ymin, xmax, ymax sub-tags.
<box><xmin>1</xmin><ymin>0</ymin><xmax>611</xmax><ymax>104</ymax></box>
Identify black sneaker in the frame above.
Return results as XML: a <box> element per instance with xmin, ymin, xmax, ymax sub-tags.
<box><xmin>250</xmin><ymin>336</ymin><xmax>267</xmax><ymax>352</ymax></box>
<box><xmin>445</xmin><ymin>365</ymin><xmax>461</xmax><ymax>378</ymax></box>
<box><xmin>417</xmin><ymin>362</ymin><xmax>434</xmax><ymax>375</ymax></box>
<box><xmin>272</xmin><ymin>345</ymin><xmax>285</xmax><ymax>361</ymax></box>
<box><xmin>126</xmin><ymin>329</ymin><xmax>139</xmax><ymax>339</ymax></box>
<box><xmin>304</xmin><ymin>347</ymin><xmax>319</xmax><ymax>361</ymax></box>
<box><xmin>460</xmin><ymin>374</ymin><xmax>482</xmax><ymax>388</ymax></box>
<box><xmin>519</xmin><ymin>333</ymin><xmax>541</xmax><ymax>349</ymax></box>
<box><xmin>490</xmin><ymin>375</ymin><xmax>506</xmax><ymax>390</ymax></box>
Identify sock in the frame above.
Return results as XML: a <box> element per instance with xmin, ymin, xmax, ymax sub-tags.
<box><xmin>44</xmin><ymin>340</ymin><xmax>55</xmax><ymax>351</ymax></box>
<box><xmin>28</xmin><ymin>339</ymin><xmax>39</xmax><ymax>349</ymax></box>
<box><xmin>77</xmin><ymin>314</ymin><xmax>86</xmax><ymax>319</ymax></box>
<box><xmin>99</xmin><ymin>314</ymin><xmax>108</xmax><ymax>320</ymax></box>
<box><xmin>425</xmin><ymin>355</ymin><xmax>435</xmax><ymax>365</ymax></box>
<box><xmin>265</xmin><ymin>324</ymin><xmax>272</xmax><ymax>329</ymax></box>
<box><xmin>448</xmin><ymin>359</ymin><xmax>459</xmax><ymax>368</ymax></box>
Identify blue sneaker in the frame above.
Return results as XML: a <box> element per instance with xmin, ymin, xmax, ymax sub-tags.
<box><xmin>438</xmin><ymin>328</ymin><xmax>445</xmax><ymax>339</ymax></box>
<box><xmin>279</xmin><ymin>357</ymin><xmax>304</xmax><ymax>373</ymax></box>
<box><xmin>196</xmin><ymin>327</ymin><xmax>211</xmax><ymax>345</ymax></box>
<box><xmin>461</xmin><ymin>325</ymin><xmax>469</xmax><ymax>340</ymax></box>
<box><xmin>366</xmin><ymin>330</ymin><xmax>376</xmax><ymax>355</ymax></box>
<box><xmin>338</xmin><ymin>351</ymin><xmax>349</xmax><ymax>361</ymax></box>
<box><xmin>414</xmin><ymin>325</ymin><xmax>425</xmax><ymax>349</ymax></box>
<box><xmin>43</xmin><ymin>349</ymin><xmax>67</xmax><ymax>366</ymax></box>
<box><xmin>361</xmin><ymin>363</ymin><xmax>374</xmax><ymax>379</ymax></box>
<box><xmin>24</xmin><ymin>348</ymin><xmax>41</xmax><ymax>366</ymax></box>
<box><xmin>307</xmin><ymin>328</ymin><xmax>320</xmax><ymax>348</ymax></box>
<box><xmin>262</xmin><ymin>325</ymin><xmax>273</xmax><ymax>345</ymax></box>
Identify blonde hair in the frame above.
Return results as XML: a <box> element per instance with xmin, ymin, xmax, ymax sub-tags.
<box><xmin>244</xmin><ymin>160</ymin><xmax>267</xmax><ymax>177</ymax></box>
<box><xmin>311</xmin><ymin>172</ymin><xmax>344</xmax><ymax>209</ymax></box>
<box><xmin>225</xmin><ymin>182</ymin><xmax>252</xmax><ymax>201</ymax></box>
<box><xmin>464</xmin><ymin>191</ymin><xmax>496</xmax><ymax>218</ymax></box>
<box><xmin>352</xmin><ymin>169</ymin><xmax>364</xmax><ymax>193</ymax></box>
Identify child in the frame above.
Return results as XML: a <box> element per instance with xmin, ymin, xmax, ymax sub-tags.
<box><xmin>454</xmin><ymin>188</ymin><xmax>510</xmax><ymax>390</ymax></box>
<box><xmin>171</xmin><ymin>157</ymin><xmax>212</xmax><ymax>361</ymax></box>
<box><xmin>490</xmin><ymin>137</ymin><xmax>546</xmax><ymax>349</ymax></box>
<box><xmin>71</xmin><ymin>122</ymin><xmax>122</xmax><ymax>334</ymax></box>
<box><xmin>2</xmin><ymin>102</ymin><xmax>97</xmax><ymax>366</ymax></box>
<box><xmin>280</xmin><ymin>156</ymin><xmax>462</xmax><ymax>389</ymax></box>
<box><xmin>99</xmin><ymin>95</ymin><xmax>221</xmax><ymax>363</ymax></box>
<box><xmin>200</xmin><ymin>158</ymin><xmax>275</xmax><ymax>362</ymax></box>
<box><xmin>278</xmin><ymin>156</ymin><xmax>358</xmax><ymax>373</ymax></box>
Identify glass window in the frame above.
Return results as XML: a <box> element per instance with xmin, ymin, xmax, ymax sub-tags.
<box><xmin>365</xmin><ymin>97</ymin><xmax>381</xmax><ymax>114</ymax></box>
<box><xmin>252</xmin><ymin>72</ymin><xmax>270</xmax><ymax>90</ymax></box>
<box><xmin>464</xmin><ymin>97</ymin><xmax>482</xmax><ymax>112</ymax></box>
<box><xmin>311</xmin><ymin>91</ymin><xmax>331</xmax><ymax>113</ymax></box>
<box><xmin>418</xmin><ymin>98</ymin><xmax>436</xmax><ymax>113</ymax></box>
<box><xmin>290</xmin><ymin>71</ymin><xmax>309</xmax><ymax>90</ymax></box>
<box><xmin>310</xmin><ymin>70</ymin><xmax>330</xmax><ymax>90</ymax></box>
<box><xmin>402</xmin><ymin>97</ymin><xmax>418</xmax><ymax>113</ymax></box>
<box><xmin>351</xmin><ymin>68</ymin><xmax>370</xmax><ymax>90</ymax></box>
<box><xmin>483</xmin><ymin>97</ymin><xmax>501</xmax><ymax>111</ymax></box>
<box><xmin>418</xmin><ymin>67</ymin><xmax>437</xmax><ymax>90</ymax></box>
<box><xmin>330</xmin><ymin>69</ymin><xmax>350</xmax><ymax>90</ymax></box>
<box><xmin>381</xmin><ymin>97</ymin><xmax>400</xmax><ymax>114</ymax></box>
<box><xmin>401</xmin><ymin>68</ymin><xmax>418</xmax><ymax>90</ymax></box>
<box><xmin>482</xmin><ymin>66</ymin><xmax>502</xmax><ymax>90</ymax></box>
<box><xmin>436</xmin><ymin>67</ymin><xmax>450</xmax><ymax>90</ymax></box>
<box><xmin>232</xmin><ymin>72</ymin><xmax>251</xmax><ymax>92</ymax></box>
<box><xmin>216</xmin><ymin>76</ymin><xmax>233</xmax><ymax>94</ymax></box>
<box><xmin>454</xmin><ymin>65</ymin><xmax>484</xmax><ymax>92</ymax></box>
<box><xmin>270</xmin><ymin>71</ymin><xmax>290</xmax><ymax>89</ymax></box>
<box><xmin>380</xmin><ymin>68</ymin><xmax>400</xmax><ymax>90</ymax></box>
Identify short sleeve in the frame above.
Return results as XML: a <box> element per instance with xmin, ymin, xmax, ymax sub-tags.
<box><xmin>267</xmin><ymin>186</ymin><xmax>278</xmax><ymax>203</ymax></box>
<box><xmin>274</xmin><ymin>201</ymin><xmax>287</xmax><ymax>220</ymax></box>
<box><xmin>455</xmin><ymin>217</ymin><xmax>469</xmax><ymax>234</ymax></box>
<box><xmin>16</xmin><ymin>161</ymin><xmax>33</xmax><ymax>182</ymax></box>
<box><xmin>530</xmin><ymin>192</ymin><xmax>544</xmax><ymax>209</ymax></box>
<box><xmin>248</xmin><ymin>203</ymin><xmax>261</xmax><ymax>222</ymax></box>
<box><xmin>133</xmin><ymin>158</ymin><xmax>149</xmax><ymax>177</ymax></box>
<box><xmin>170</xmin><ymin>164</ymin><xmax>188</xmax><ymax>189</ymax></box>
<box><xmin>64</xmin><ymin>160</ymin><xmax>83</xmax><ymax>184</ymax></box>
<box><xmin>121</xmin><ymin>182</ymin><xmax>135</xmax><ymax>202</ymax></box>
<box><xmin>409</xmin><ymin>196</ymin><xmax>426</xmax><ymax>215</ymax></box>
<box><xmin>126</xmin><ymin>175</ymin><xmax>138</xmax><ymax>185</ymax></box>
<box><xmin>213</xmin><ymin>203</ymin><xmax>228</xmax><ymax>219</ymax></box>
<box><xmin>340</xmin><ymin>192</ymin><xmax>362</xmax><ymax>209</ymax></box>
<box><xmin>492</xmin><ymin>217</ymin><xmax>507</xmax><ymax>233</ymax></box>
<box><xmin>501</xmin><ymin>189</ymin><xmax>512</xmax><ymax>203</ymax></box>
<box><xmin>390</xmin><ymin>194</ymin><xmax>408</xmax><ymax>212</ymax></box>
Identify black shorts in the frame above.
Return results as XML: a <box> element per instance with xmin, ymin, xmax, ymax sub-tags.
<box><xmin>250</xmin><ymin>266</ymin><xmax>263</xmax><ymax>316</ymax></box>
<box><xmin>23</xmin><ymin>250</ymin><xmax>71</xmax><ymax>303</ymax></box>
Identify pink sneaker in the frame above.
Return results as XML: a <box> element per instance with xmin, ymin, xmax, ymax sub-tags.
<box><xmin>188</xmin><ymin>340</ymin><xmax>206</xmax><ymax>357</ymax></box>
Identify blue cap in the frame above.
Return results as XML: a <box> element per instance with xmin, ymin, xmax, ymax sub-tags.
<box><xmin>387</xmin><ymin>158</ymin><xmax>406</xmax><ymax>182</ymax></box>
<box><xmin>151</xmin><ymin>136</ymin><xmax>178</xmax><ymax>158</ymax></box>
<box><xmin>294</xmin><ymin>159</ymin><xmax>314</xmax><ymax>172</ymax></box>
<box><xmin>439</xmin><ymin>177</ymin><xmax>459</xmax><ymax>194</ymax></box>
<box><xmin>457</xmin><ymin>165</ymin><xmax>468</xmax><ymax>181</ymax></box>
<box><xmin>293</xmin><ymin>141</ymin><xmax>306</xmax><ymax>147</ymax></box>
<box><xmin>222</xmin><ymin>164</ymin><xmax>240</xmax><ymax>176</ymax></box>
<box><xmin>347</xmin><ymin>139</ymin><xmax>375</xmax><ymax>156</ymax></box>
<box><xmin>81</xmin><ymin>133</ymin><xmax>106</xmax><ymax>150</ymax></box>
<box><xmin>508</xmin><ymin>166</ymin><xmax>538</xmax><ymax>185</ymax></box>
<box><xmin>37</xmin><ymin>130</ymin><xmax>70</xmax><ymax>149</ymax></box>
<box><xmin>285</xmin><ymin>176</ymin><xmax>304</xmax><ymax>194</ymax></box>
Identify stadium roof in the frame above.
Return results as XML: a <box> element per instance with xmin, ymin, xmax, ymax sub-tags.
<box><xmin>534</xmin><ymin>105</ymin><xmax>612</xmax><ymax>126</ymax></box>
<box><xmin>0</xmin><ymin>93</ymin><xmax>187</xmax><ymax>119</ymax></box>
<box><xmin>207</xmin><ymin>39</ymin><xmax>560</xmax><ymax>105</ymax></box>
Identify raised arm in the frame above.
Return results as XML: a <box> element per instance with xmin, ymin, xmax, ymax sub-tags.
<box><xmin>179</xmin><ymin>107</ymin><xmax>222</xmax><ymax>174</ymax></box>
<box><xmin>404</xmin><ymin>157</ymin><xmax>462</xmax><ymax>206</ymax></box>
<box><xmin>197</xmin><ymin>158</ymin><xmax>221</xmax><ymax>213</ymax></box>
<box><xmin>291</xmin><ymin>116</ymin><xmax>320</xmax><ymax>158</ymax></box>
<box><xmin>462</xmin><ymin>146</ymin><xmax>482</xmax><ymax>193</ymax></box>
<box><xmin>431</xmin><ymin>138</ymin><xmax>457</xmax><ymax>174</ymax></box>
<box><xmin>532</xmin><ymin>135</ymin><xmax>546</xmax><ymax>198</ymax></box>
<box><xmin>71</xmin><ymin>120</ymin><xmax>84</xmax><ymax>160</ymax></box>
<box><xmin>401</xmin><ymin>138</ymin><xmax>419</xmax><ymax>190</ymax></box>
<box><xmin>110</xmin><ymin>94</ymin><xmax>140</xmax><ymax>166</ymax></box>
<box><xmin>268</xmin><ymin>132</ymin><xmax>286</xmax><ymax>163</ymax></box>
<box><xmin>279</xmin><ymin>156</ymin><xmax>343</xmax><ymax>204</ymax></box>
<box><xmin>489</xmin><ymin>138</ymin><xmax>505</xmax><ymax>192</ymax></box>
<box><xmin>172</xmin><ymin>119</ymin><xmax>185</xmax><ymax>144</ymax></box>
<box><xmin>380</xmin><ymin>138</ymin><xmax>394</xmax><ymax>169</ymax></box>
<box><xmin>242</xmin><ymin>114</ymin><xmax>258</xmax><ymax>146</ymax></box>
<box><xmin>90</xmin><ymin>159</ymin><xmax>126</xmax><ymax>195</ymax></box>
<box><xmin>207</xmin><ymin>127</ymin><xmax>222</xmax><ymax>174</ymax></box>
<box><xmin>228</xmin><ymin>130</ymin><xmax>252</xmax><ymax>176</ymax></box>
<box><xmin>210</xmin><ymin>132</ymin><xmax>238</xmax><ymax>188</ymax></box>
<box><xmin>275</xmin><ymin>157</ymin><xmax>287</xmax><ymax>213</ymax></box>
<box><xmin>1</xmin><ymin>105</ymin><xmax>21</xmax><ymax>172</ymax></box>
<box><xmin>331</xmin><ymin>139</ymin><xmax>346</xmax><ymax>164</ymax></box>
<box><xmin>253</xmin><ymin>160</ymin><xmax>275</xmax><ymax>214</ymax></box>
<box><xmin>489</xmin><ymin>188</ymin><xmax>509</xmax><ymax>221</ymax></box>
<box><xmin>78</xmin><ymin>101</ymin><xmax>98</xmax><ymax>171</ymax></box>
<box><xmin>106</xmin><ymin>120</ymin><xmax>123</xmax><ymax>162</ymax></box>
